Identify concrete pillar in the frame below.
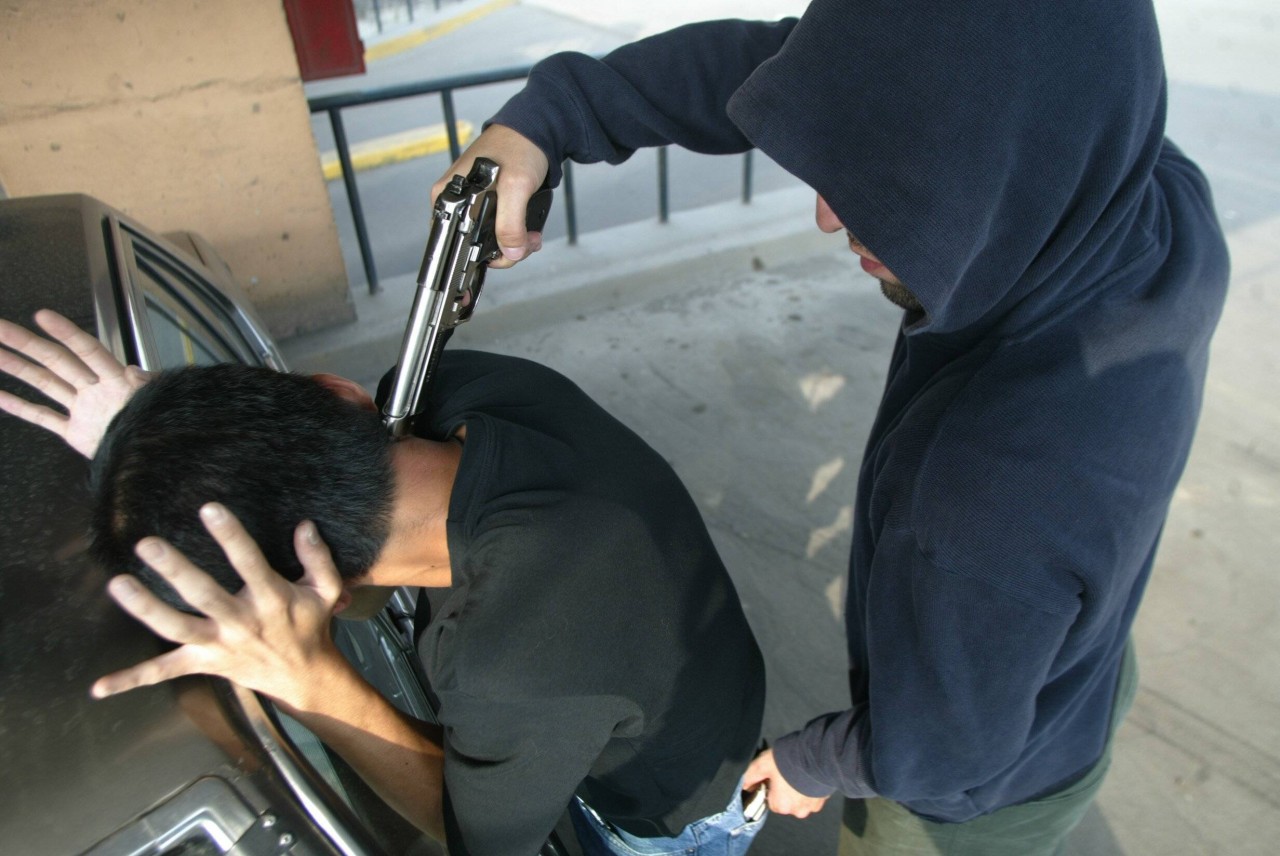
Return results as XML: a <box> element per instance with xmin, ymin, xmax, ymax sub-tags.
<box><xmin>0</xmin><ymin>0</ymin><xmax>354</xmax><ymax>338</ymax></box>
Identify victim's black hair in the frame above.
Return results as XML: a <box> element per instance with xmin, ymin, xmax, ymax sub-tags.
<box><xmin>89</xmin><ymin>364</ymin><xmax>395</xmax><ymax>611</ymax></box>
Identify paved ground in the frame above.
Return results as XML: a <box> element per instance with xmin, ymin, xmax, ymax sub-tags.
<box><xmin>285</xmin><ymin>2</ymin><xmax>1280</xmax><ymax>853</ymax></box>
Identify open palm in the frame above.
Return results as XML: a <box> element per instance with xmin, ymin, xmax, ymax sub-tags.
<box><xmin>0</xmin><ymin>309</ymin><xmax>150</xmax><ymax>458</ymax></box>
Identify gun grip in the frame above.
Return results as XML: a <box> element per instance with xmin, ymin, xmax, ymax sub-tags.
<box><xmin>476</xmin><ymin>184</ymin><xmax>555</xmax><ymax>262</ymax></box>
<box><xmin>525</xmin><ymin>184</ymin><xmax>554</xmax><ymax>233</ymax></box>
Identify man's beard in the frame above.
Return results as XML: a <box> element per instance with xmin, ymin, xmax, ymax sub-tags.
<box><xmin>879</xmin><ymin>278</ymin><xmax>925</xmax><ymax>314</ymax></box>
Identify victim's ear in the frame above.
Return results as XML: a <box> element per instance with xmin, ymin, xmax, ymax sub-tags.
<box><xmin>311</xmin><ymin>373</ymin><xmax>377</xmax><ymax>412</ymax></box>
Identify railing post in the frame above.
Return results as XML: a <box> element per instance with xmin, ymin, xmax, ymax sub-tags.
<box><xmin>562</xmin><ymin>160</ymin><xmax>578</xmax><ymax>246</ymax></box>
<box><xmin>309</xmin><ymin>61</ymin><xmax>619</xmax><ymax>282</ymax></box>
<box><xmin>742</xmin><ymin>149</ymin><xmax>754</xmax><ymax>205</ymax></box>
<box><xmin>657</xmin><ymin>146</ymin><xmax>669</xmax><ymax>223</ymax></box>
<box><xmin>328</xmin><ymin>108</ymin><xmax>381</xmax><ymax>294</ymax></box>
<box><xmin>442</xmin><ymin>90</ymin><xmax>461</xmax><ymax>162</ymax></box>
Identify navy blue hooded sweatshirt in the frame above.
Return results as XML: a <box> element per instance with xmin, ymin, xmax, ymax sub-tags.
<box><xmin>491</xmin><ymin>0</ymin><xmax>1229</xmax><ymax>822</ymax></box>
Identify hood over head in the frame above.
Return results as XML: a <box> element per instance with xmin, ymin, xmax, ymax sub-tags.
<box><xmin>727</xmin><ymin>0</ymin><xmax>1168</xmax><ymax>337</ymax></box>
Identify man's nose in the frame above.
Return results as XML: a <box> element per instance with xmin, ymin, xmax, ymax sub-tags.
<box><xmin>815</xmin><ymin>194</ymin><xmax>843</xmax><ymax>233</ymax></box>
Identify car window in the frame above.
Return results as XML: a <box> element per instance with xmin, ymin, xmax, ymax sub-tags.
<box><xmin>140</xmin><ymin>289</ymin><xmax>232</xmax><ymax>367</ymax></box>
<box><xmin>125</xmin><ymin>236</ymin><xmax>260</xmax><ymax>369</ymax></box>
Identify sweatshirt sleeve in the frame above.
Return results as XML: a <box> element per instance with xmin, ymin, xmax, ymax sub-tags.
<box><xmin>489</xmin><ymin>18</ymin><xmax>799</xmax><ymax>185</ymax></box>
<box><xmin>773</xmin><ymin>527</ymin><xmax>1076</xmax><ymax>803</ymax></box>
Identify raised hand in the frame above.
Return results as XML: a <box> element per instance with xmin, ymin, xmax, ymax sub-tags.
<box><xmin>0</xmin><ymin>309</ymin><xmax>150</xmax><ymax>458</ymax></box>
<box><xmin>91</xmin><ymin>502</ymin><xmax>348</xmax><ymax>710</ymax></box>
<box><xmin>431</xmin><ymin>123</ymin><xmax>550</xmax><ymax>269</ymax></box>
<box><xmin>92</xmin><ymin>504</ymin><xmax>451</xmax><ymax>839</ymax></box>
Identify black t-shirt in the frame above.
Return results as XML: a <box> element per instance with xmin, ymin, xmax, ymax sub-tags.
<box><xmin>407</xmin><ymin>351</ymin><xmax>764</xmax><ymax>856</ymax></box>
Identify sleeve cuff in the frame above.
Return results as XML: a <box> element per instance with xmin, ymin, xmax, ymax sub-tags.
<box><xmin>772</xmin><ymin>709</ymin><xmax>879</xmax><ymax>800</ymax></box>
<box><xmin>772</xmin><ymin>732</ymin><xmax>839</xmax><ymax>798</ymax></box>
<box><xmin>486</xmin><ymin>60</ymin><xmax>585</xmax><ymax>188</ymax></box>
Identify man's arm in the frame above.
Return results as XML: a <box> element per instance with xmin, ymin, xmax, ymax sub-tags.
<box><xmin>753</xmin><ymin>540</ymin><xmax>1078</xmax><ymax>813</ymax></box>
<box><xmin>0</xmin><ymin>310</ymin><xmax>149</xmax><ymax>458</ymax></box>
<box><xmin>92</xmin><ymin>503</ymin><xmax>448</xmax><ymax>840</ymax></box>
<box><xmin>494</xmin><ymin>18</ymin><xmax>800</xmax><ymax>178</ymax></box>
<box><xmin>742</xmin><ymin>747</ymin><xmax>830</xmax><ymax>818</ymax></box>
<box><xmin>275</xmin><ymin>657</ymin><xmax>447</xmax><ymax>840</ymax></box>
<box><xmin>436</xmin><ymin>17</ymin><xmax>799</xmax><ymax>267</ymax></box>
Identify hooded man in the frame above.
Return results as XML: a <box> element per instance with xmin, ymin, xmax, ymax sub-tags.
<box><xmin>435</xmin><ymin>1</ymin><xmax>1231</xmax><ymax>853</ymax></box>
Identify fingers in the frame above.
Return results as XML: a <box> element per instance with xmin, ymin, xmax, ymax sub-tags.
<box><xmin>123</xmin><ymin>365</ymin><xmax>153</xmax><ymax>387</ymax></box>
<box><xmin>91</xmin><ymin>646</ymin><xmax>202</xmax><ymax>698</ymax></box>
<box><xmin>0</xmin><ymin>329</ymin><xmax>79</xmax><ymax>407</ymax></box>
<box><xmin>294</xmin><ymin>520</ymin><xmax>345</xmax><ymax>607</ymax></box>
<box><xmin>491</xmin><ymin>127</ymin><xmax>549</xmax><ymax>264</ymax></box>
<box><xmin>104</xmin><ymin>570</ymin><xmax>213</xmax><ymax>645</ymax></box>
<box><xmin>133</xmin><ymin>535</ymin><xmax>250</xmax><ymax>625</ymax></box>
<box><xmin>0</xmin><ymin>388</ymin><xmax>69</xmax><ymax>436</ymax></box>
<box><xmin>34</xmin><ymin>309</ymin><xmax>129</xmax><ymax>381</ymax></box>
<box><xmin>431</xmin><ymin>124</ymin><xmax>550</xmax><ymax>268</ymax></box>
<box><xmin>486</xmin><ymin>230</ymin><xmax>543</xmax><ymax>271</ymax></box>
<box><xmin>742</xmin><ymin>749</ymin><xmax>828</xmax><ymax>818</ymax></box>
<box><xmin>0</xmin><ymin>315</ymin><xmax>98</xmax><ymax>391</ymax></box>
<box><xmin>198</xmin><ymin>503</ymin><xmax>291</xmax><ymax>603</ymax></box>
<box><xmin>742</xmin><ymin>750</ymin><xmax>773</xmax><ymax>791</ymax></box>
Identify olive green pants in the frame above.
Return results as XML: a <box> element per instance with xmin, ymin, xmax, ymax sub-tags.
<box><xmin>839</xmin><ymin>642</ymin><xmax>1138</xmax><ymax>856</ymax></box>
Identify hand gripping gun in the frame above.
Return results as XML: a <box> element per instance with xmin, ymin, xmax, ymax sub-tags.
<box><xmin>380</xmin><ymin>157</ymin><xmax>552</xmax><ymax>438</ymax></box>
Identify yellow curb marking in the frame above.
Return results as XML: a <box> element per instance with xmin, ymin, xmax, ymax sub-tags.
<box><xmin>364</xmin><ymin>0</ymin><xmax>519</xmax><ymax>62</ymax></box>
<box><xmin>321</xmin><ymin>121</ymin><xmax>475</xmax><ymax>181</ymax></box>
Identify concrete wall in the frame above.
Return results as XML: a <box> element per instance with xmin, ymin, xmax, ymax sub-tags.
<box><xmin>0</xmin><ymin>0</ymin><xmax>354</xmax><ymax>337</ymax></box>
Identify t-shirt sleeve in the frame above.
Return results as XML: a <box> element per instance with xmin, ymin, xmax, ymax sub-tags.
<box><xmin>772</xmin><ymin>527</ymin><xmax>1076</xmax><ymax>802</ymax></box>
<box><xmin>489</xmin><ymin>18</ymin><xmax>799</xmax><ymax>185</ymax></box>
<box><xmin>439</xmin><ymin>693</ymin><xmax>628</xmax><ymax>856</ymax></box>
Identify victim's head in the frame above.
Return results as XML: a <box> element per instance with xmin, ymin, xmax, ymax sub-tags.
<box><xmin>89</xmin><ymin>364</ymin><xmax>396</xmax><ymax>609</ymax></box>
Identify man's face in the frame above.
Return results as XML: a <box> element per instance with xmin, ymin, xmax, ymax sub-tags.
<box><xmin>814</xmin><ymin>195</ymin><xmax>924</xmax><ymax>314</ymax></box>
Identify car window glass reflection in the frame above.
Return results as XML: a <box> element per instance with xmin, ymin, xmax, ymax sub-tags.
<box><xmin>142</xmin><ymin>292</ymin><xmax>227</xmax><ymax>367</ymax></box>
<box><xmin>128</xmin><ymin>238</ymin><xmax>256</xmax><ymax>367</ymax></box>
<box><xmin>131</xmin><ymin>254</ymin><xmax>237</xmax><ymax>367</ymax></box>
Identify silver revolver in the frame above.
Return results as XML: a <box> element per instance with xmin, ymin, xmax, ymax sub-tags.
<box><xmin>381</xmin><ymin>157</ymin><xmax>552</xmax><ymax>437</ymax></box>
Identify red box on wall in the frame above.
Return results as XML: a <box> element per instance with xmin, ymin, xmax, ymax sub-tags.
<box><xmin>283</xmin><ymin>0</ymin><xmax>366</xmax><ymax>81</ymax></box>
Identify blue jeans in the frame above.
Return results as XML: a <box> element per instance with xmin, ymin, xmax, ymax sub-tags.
<box><xmin>569</xmin><ymin>783</ymin><xmax>766</xmax><ymax>856</ymax></box>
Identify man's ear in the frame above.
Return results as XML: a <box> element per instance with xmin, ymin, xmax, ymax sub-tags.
<box><xmin>312</xmin><ymin>373</ymin><xmax>377</xmax><ymax>412</ymax></box>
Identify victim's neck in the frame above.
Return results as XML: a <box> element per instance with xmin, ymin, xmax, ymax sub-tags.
<box><xmin>369</xmin><ymin>434</ymin><xmax>464</xmax><ymax>589</ymax></box>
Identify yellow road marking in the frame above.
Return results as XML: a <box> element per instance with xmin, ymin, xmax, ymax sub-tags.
<box><xmin>321</xmin><ymin>121</ymin><xmax>475</xmax><ymax>181</ymax></box>
<box><xmin>364</xmin><ymin>0</ymin><xmax>519</xmax><ymax>62</ymax></box>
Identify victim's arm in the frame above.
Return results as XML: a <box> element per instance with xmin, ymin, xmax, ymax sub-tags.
<box><xmin>92</xmin><ymin>503</ymin><xmax>449</xmax><ymax>840</ymax></box>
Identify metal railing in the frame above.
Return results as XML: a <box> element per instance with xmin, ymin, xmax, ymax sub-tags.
<box><xmin>309</xmin><ymin>64</ymin><xmax>757</xmax><ymax>294</ymax></box>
